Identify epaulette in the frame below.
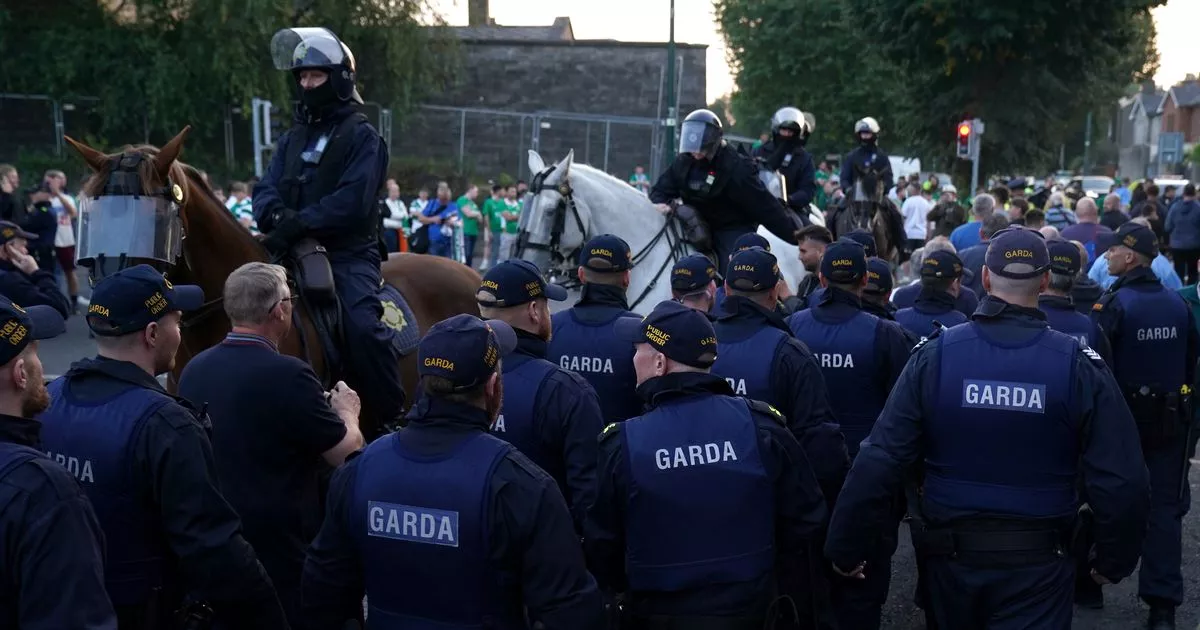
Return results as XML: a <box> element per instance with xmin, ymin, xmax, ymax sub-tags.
<box><xmin>1080</xmin><ymin>344</ymin><xmax>1105</xmax><ymax>365</ymax></box>
<box><xmin>746</xmin><ymin>399</ymin><xmax>787</xmax><ymax>426</ymax></box>
<box><xmin>1093</xmin><ymin>292</ymin><xmax>1117</xmax><ymax>313</ymax></box>
<box><xmin>598</xmin><ymin>421</ymin><xmax>623</xmax><ymax>444</ymax></box>
<box><xmin>912</xmin><ymin>323</ymin><xmax>945</xmax><ymax>353</ymax></box>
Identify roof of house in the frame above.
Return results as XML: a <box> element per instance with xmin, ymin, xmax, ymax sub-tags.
<box><xmin>450</xmin><ymin>17</ymin><xmax>574</xmax><ymax>42</ymax></box>
<box><xmin>1130</xmin><ymin>89</ymin><xmax>1166</xmax><ymax>118</ymax></box>
<box><xmin>1169</xmin><ymin>81</ymin><xmax>1200</xmax><ymax>108</ymax></box>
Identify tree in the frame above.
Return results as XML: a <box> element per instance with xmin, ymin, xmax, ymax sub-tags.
<box><xmin>714</xmin><ymin>0</ymin><xmax>911</xmax><ymax>161</ymax></box>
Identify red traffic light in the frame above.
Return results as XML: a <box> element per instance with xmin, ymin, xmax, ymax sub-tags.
<box><xmin>958</xmin><ymin>123</ymin><xmax>971</xmax><ymax>137</ymax></box>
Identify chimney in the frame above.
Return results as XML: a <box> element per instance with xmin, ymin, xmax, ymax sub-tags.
<box><xmin>468</xmin><ymin>0</ymin><xmax>488</xmax><ymax>27</ymax></box>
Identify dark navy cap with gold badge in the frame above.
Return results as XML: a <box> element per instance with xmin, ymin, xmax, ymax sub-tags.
<box><xmin>1046</xmin><ymin>239</ymin><xmax>1082</xmax><ymax>275</ymax></box>
<box><xmin>0</xmin><ymin>295</ymin><xmax>65</xmax><ymax>364</ymax></box>
<box><xmin>920</xmin><ymin>250</ymin><xmax>964</xmax><ymax>279</ymax></box>
<box><xmin>418</xmin><ymin>314</ymin><xmax>517</xmax><ymax>389</ymax></box>
<box><xmin>87</xmin><ymin>264</ymin><xmax>204</xmax><ymax>336</ymax></box>
<box><xmin>670</xmin><ymin>254</ymin><xmax>721</xmax><ymax>293</ymax></box>
<box><xmin>578</xmin><ymin>234</ymin><xmax>633</xmax><ymax>272</ymax></box>
<box><xmin>820</xmin><ymin>240</ymin><xmax>867</xmax><ymax>283</ymax></box>
<box><xmin>476</xmin><ymin>260</ymin><xmax>568</xmax><ymax>307</ymax></box>
<box><xmin>864</xmin><ymin>257</ymin><xmax>893</xmax><ymax>295</ymax></box>
<box><xmin>984</xmin><ymin>227</ymin><xmax>1050</xmax><ymax>279</ymax></box>
<box><xmin>614</xmin><ymin>299</ymin><xmax>718</xmax><ymax>368</ymax></box>
<box><xmin>1100</xmin><ymin>222</ymin><xmax>1158</xmax><ymax>258</ymax></box>
<box><xmin>726</xmin><ymin>247</ymin><xmax>779</xmax><ymax>292</ymax></box>
<box><xmin>732</xmin><ymin>232</ymin><xmax>771</xmax><ymax>254</ymax></box>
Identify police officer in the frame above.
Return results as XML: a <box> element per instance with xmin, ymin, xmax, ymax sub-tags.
<box><xmin>477</xmin><ymin>259</ymin><xmax>604</xmax><ymax>530</ymax></box>
<box><xmin>0</xmin><ymin>297</ymin><xmax>117</xmax><ymax>628</ymax></box>
<box><xmin>895</xmin><ymin>250</ymin><xmax>969</xmax><ymax>339</ymax></box>
<box><xmin>802</xmin><ymin>231</ymin><xmax>876</xmax><ymax>309</ymax></box>
<box><xmin>1092</xmin><ymin>222</ymin><xmax>1199</xmax><ymax>629</ymax></box>
<box><xmin>710</xmin><ymin>247</ymin><xmax>850</xmax><ymax>508</ymax></box>
<box><xmin>38</xmin><ymin>265</ymin><xmax>287</xmax><ymax>629</ymax></box>
<box><xmin>827</xmin><ymin>228</ymin><xmax>1151</xmax><ymax>629</ymax></box>
<box><xmin>861</xmin><ymin>257</ymin><xmax>900</xmax><ymax>321</ymax></box>
<box><xmin>253</xmin><ymin>27</ymin><xmax>404</xmax><ymax>429</ymax></box>
<box><xmin>1040</xmin><ymin>239</ymin><xmax>1112</xmax><ymax>364</ymax></box>
<box><xmin>753</xmin><ymin>107</ymin><xmax>817</xmax><ymax>219</ymax></box>
<box><xmin>0</xmin><ymin>220</ymin><xmax>72</xmax><ymax>318</ymax></box>
<box><xmin>838</xmin><ymin>118</ymin><xmax>894</xmax><ymax>207</ymax></box>
<box><xmin>650</xmin><ymin>109</ymin><xmax>799</xmax><ymax>274</ymax></box>
<box><xmin>586</xmin><ymin>300</ymin><xmax>829</xmax><ymax>629</ymax></box>
<box><xmin>302</xmin><ymin>315</ymin><xmax>607</xmax><ymax>630</ymax></box>
<box><xmin>670</xmin><ymin>253</ymin><xmax>722</xmax><ymax>314</ymax></box>
<box><xmin>892</xmin><ymin>239</ymin><xmax>981</xmax><ymax>317</ymax></box>
<box><xmin>785</xmin><ymin>240</ymin><xmax>911</xmax><ymax>630</ymax></box>
<box><xmin>713</xmin><ymin>232</ymin><xmax>793</xmax><ymax>315</ymax></box>
<box><xmin>547</xmin><ymin>234</ymin><xmax>641</xmax><ymax>423</ymax></box>
<box><xmin>785</xmin><ymin>225</ymin><xmax>833</xmax><ymax>314</ymax></box>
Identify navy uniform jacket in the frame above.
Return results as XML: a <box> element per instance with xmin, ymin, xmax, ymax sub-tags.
<box><xmin>894</xmin><ymin>289</ymin><xmax>969</xmax><ymax>339</ymax></box>
<box><xmin>1092</xmin><ymin>266</ymin><xmax>1199</xmax><ymax>389</ymax></box>
<box><xmin>892</xmin><ymin>281</ymin><xmax>979</xmax><ymax>318</ymax></box>
<box><xmin>826</xmin><ymin>297</ymin><xmax>1151</xmax><ymax>582</ymax></box>
<box><xmin>547</xmin><ymin>283</ymin><xmax>641</xmax><ymax>423</ymax></box>
<box><xmin>1038</xmin><ymin>294</ymin><xmax>1113</xmax><ymax>365</ymax></box>
<box><xmin>0</xmin><ymin>260</ymin><xmax>72</xmax><ymax>318</ymax></box>
<box><xmin>838</xmin><ymin>146</ymin><xmax>894</xmax><ymax>199</ymax></box>
<box><xmin>43</xmin><ymin>357</ymin><xmax>288</xmax><ymax>628</ymax></box>
<box><xmin>495</xmin><ymin>331</ymin><xmax>604</xmax><ymax>530</ymax></box>
<box><xmin>0</xmin><ymin>414</ymin><xmax>116</xmax><ymax>629</ymax></box>
<box><xmin>649</xmin><ymin>145</ymin><xmax>797</xmax><ymax>242</ymax></box>
<box><xmin>958</xmin><ymin>243</ymin><xmax>988</xmax><ymax>297</ymax></box>
<box><xmin>753</xmin><ymin>140</ymin><xmax>817</xmax><ymax>211</ymax></box>
<box><xmin>253</xmin><ymin>105</ymin><xmax>387</xmax><ymax>263</ymax></box>
<box><xmin>584</xmin><ymin>372</ymin><xmax>827</xmax><ymax>617</ymax></box>
<box><xmin>1072</xmin><ymin>274</ymin><xmax>1104</xmax><ymax>314</ymax></box>
<box><xmin>302</xmin><ymin>397</ymin><xmax>606</xmax><ymax>630</ymax></box>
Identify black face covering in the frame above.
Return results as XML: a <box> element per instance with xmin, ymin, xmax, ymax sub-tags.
<box><xmin>299</xmin><ymin>79</ymin><xmax>339</xmax><ymax>116</ymax></box>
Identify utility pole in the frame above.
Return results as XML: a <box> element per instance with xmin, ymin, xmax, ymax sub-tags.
<box><xmin>1083</xmin><ymin>111</ymin><xmax>1093</xmax><ymax>174</ymax></box>
<box><xmin>662</xmin><ymin>0</ymin><xmax>677</xmax><ymax>169</ymax></box>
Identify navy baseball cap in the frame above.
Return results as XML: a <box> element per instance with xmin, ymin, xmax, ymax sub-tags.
<box><xmin>732</xmin><ymin>233</ymin><xmax>771</xmax><ymax>254</ymax></box>
<box><xmin>0</xmin><ymin>221</ymin><xmax>36</xmax><ymax>245</ymax></box>
<box><xmin>843</xmin><ymin>230</ymin><xmax>877</xmax><ymax>258</ymax></box>
<box><xmin>921</xmin><ymin>250</ymin><xmax>963</xmax><ymax>279</ymax></box>
<box><xmin>578</xmin><ymin>234</ymin><xmax>633</xmax><ymax>272</ymax></box>
<box><xmin>1047</xmin><ymin>239</ymin><xmax>1082</xmax><ymax>275</ymax></box>
<box><xmin>418</xmin><ymin>314</ymin><xmax>517</xmax><ymax>389</ymax></box>
<box><xmin>87</xmin><ymin>264</ymin><xmax>204</xmax><ymax>336</ymax></box>
<box><xmin>864</xmin><ymin>258</ymin><xmax>893</xmax><ymax>295</ymax></box>
<box><xmin>1101</xmin><ymin>222</ymin><xmax>1158</xmax><ymax>258</ymax></box>
<box><xmin>726</xmin><ymin>247</ymin><xmax>779</xmax><ymax>292</ymax></box>
<box><xmin>985</xmin><ymin>228</ymin><xmax>1050</xmax><ymax>279</ymax></box>
<box><xmin>0</xmin><ymin>295</ymin><xmax>65</xmax><ymax>364</ymax></box>
<box><xmin>671</xmin><ymin>254</ymin><xmax>720</xmax><ymax>293</ymax></box>
<box><xmin>614</xmin><ymin>300</ymin><xmax>718</xmax><ymax>368</ymax></box>
<box><xmin>477</xmin><ymin>260</ymin><xmax>568</xmax><ymax>307</ymax></box>
<box><xmin>821</xmin><ymin>240</ymin><xmax>867</xmax><ymax>283</ymax></box>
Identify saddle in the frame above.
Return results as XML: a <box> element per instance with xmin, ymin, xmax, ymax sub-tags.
<box><xmin>672</xmin><ymin>203</ymin><xmax>713</xmax><ymax>252</ymax></box>
<box><xmin>285</xmin><ymin>238</ymin><xmax>345</xmax><ymax>387</ymax></box>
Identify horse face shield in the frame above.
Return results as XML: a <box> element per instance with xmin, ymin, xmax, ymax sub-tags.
<box><xmin>76</xmin><ymin>195</ymin><xmax>184</xmax><ymax>277</ymax></box>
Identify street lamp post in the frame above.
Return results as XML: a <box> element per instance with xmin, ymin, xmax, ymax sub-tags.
<box><xmin>662</xmin><ymin>0</ymin><xmax>677</xmax><ymax>170</ymax></box>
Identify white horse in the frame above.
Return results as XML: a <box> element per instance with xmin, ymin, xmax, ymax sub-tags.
<box><xmin>517</xmin><ymin>150</ymin><xmax>809</xmax><ymax>315</ymax></box>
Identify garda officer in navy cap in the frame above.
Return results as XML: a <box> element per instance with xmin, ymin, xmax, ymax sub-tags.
<box><xmin>303</xmin><ymin>314</ymin><xmax>606</xmax><ymax>629</ymax></box>
<box><xmin>548</xmin><ymin>234</ymin><xmax>642</xmax><ymax>423</ymax></box>
<box><xmin>895</xmin><ymin>250</ymin><xmax>969</xmax><ymax>339</ymax></box>
<box><xmin>670</xmin><ymin>253</ymin><xmax>722</xmax><ymax>314</ymax></box>
<box><xmin>1039</xmin><ymin>239</ymin><xmax>1112</xmax><ymax>365</ymax></box>
<box><xmin>828</xmin><ymin>227</ymin><xmax>1150</xmax><ymax>629</ymax></box>
<box><xmin>477</xmin><ymin>259</ymin><xmax>604</xmax><ymax>531</ymax></box>
<box><xmin>1092</xmin><ymin>221</ymin><xmax>1198</xmax><ymax>628</ymax></box>
<box><xmin>586</xmin><ymin>300</ymin><xmax>829</xmax><ymax>629</ymax></box>
<box><xmin>39</xmin><ymin>264</ymin><xmax>289</xmax><ymax>628</ymax></box>
<box><xmin>0</xmin><ymin>297</ymin><xmax>117</xmax><ymax>627</ymax></box>
<box><xmin>804</xmin><ymin>230</ymin><xmax>877</xmax><ymax>308</ymax></box>
<box><xmin>712</xmin><ymin>232</ymin><xmax>788</xmax><ymax>314</ymax></box>
<box><xmin>785</xmin><ymin>239</ymin><xmax>911</xmax><ymax>630</ymax></box>
<box><xmin>710</xmin><ymin>247</ymin><xmax>849</xmax><ymax>511</ymax></box>
<box><xmin>860</xmin><ymin>257</ymin><xmax>899</xmax><ymax>320</ymax></box>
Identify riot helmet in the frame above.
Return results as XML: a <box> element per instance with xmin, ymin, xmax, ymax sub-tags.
<box><xmin>270</xmin><ymin>27</ymin><xmax>364</xmax><ymax>112</ymax></box>
<box><xmin>855</xmin><ymin>117</ymin><xmax>880</xmax><ymax>147</ymax></box>
<box><xmin>678</xmin><ymin>109</ymin><xmax>723</xmax><ymax>159</ymax></box>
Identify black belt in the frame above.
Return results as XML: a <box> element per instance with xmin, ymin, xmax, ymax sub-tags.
<box><xmin>921</xmin><ymin>519</ymin><xmax>1067</xmax><ymax>567</ymax></box>
<box><xmin>625</xmin><ymin>613</ymin><xmax>763</xmax><ymax>630</ymax></box>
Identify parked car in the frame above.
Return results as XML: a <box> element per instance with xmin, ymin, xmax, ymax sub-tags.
<box><xmin>1065</xmin><ymin>176</ymin><xmax>1115</xmax><ymax>202</ymax></box>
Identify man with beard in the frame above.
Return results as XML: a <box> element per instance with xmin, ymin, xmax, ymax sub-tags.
<box><xmin>477</xmin><ymin>260</ymin><xmax>605</xmax><ymax>532</ymax></box>
<box><xmin>782</xmin><ymin>225</ymin><xmax>832</xmax><ymax>314</ymax></box>
<box><xmin>38</xmin><ymin>265</ymin><xmax>288</xmax><ymax>630</ymax></box>
<box><xmin>302</xmin><ymin>315</ymin><xmax>606</xmax><ymax>630</ymax></box>
<box><xmin>0</xmin><ymin>296</ymin><xmax>117</xmax><ymax>628</ymax></box>
<box><xmin>177</xmin><ymin>262</ymin><xmax>365</xmax><ymax>627</ymax></box>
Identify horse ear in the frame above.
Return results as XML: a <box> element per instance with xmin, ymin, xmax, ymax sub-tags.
<box><xmin>64</xmin><ymin>135</ymin><xmax>110</xmax><ymax>173</ymax></box>
<box><xmin>154</xmin><ymin>126</ymin><xmax>192</xmax><ymax>181</ymax></box>
<box><xmin>559</xmin><ymin>149</ymin><xmax>574</xmax><ymax>174</ymax></box>
<box><xmin>527</xmin><ymin>150</ymin><xmax>545</xmax><ymax>175</ymax></box>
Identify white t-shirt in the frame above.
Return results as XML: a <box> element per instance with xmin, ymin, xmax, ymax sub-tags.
<box><xmin>52</xmin><ymin>194</ymin><xmax>76</xmax><ymax>248</ymax></box>
<box><xmin>901</xmin><ymin>195</ymin><xmax>933</xmax><ymax>240</ymax></box>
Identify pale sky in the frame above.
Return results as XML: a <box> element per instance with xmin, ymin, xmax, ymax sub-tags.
<box><xmin>434</xmin><ymin>0</ymin><xmax>1198</xmax><ymax>102</ymax></box>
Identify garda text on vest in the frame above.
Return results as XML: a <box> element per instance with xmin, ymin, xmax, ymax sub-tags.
<box><xmin>367</xmin><ymin>501</ymin><xmax>459</xmax><ymax>547</ymax></box>
<box><xmin>45</xmin><ymin>451</ymin><xmax>95</xmax><ymax>483</ymax></box>
<box><xmin>559</xmin><ymin>355</ymin><xmax>614</xmax><ymax>374</ymax></box>
<box><xmin>961</xmin><ymin>379</ymin><xmax>1045</xmax><ymax>414</ymax></box>
<box><xmin>1137</xmin><ymin>326</ymin><xmax>1177</xmax><ymax>342</ymax></box>
<box><xmin>655</xmin><ymin>441</ymin><xmax>739</xmax><ymax>470</ymax></box>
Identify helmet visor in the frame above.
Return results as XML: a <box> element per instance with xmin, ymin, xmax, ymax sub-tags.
<box><xmin>679</xmin><ymin>121</ymin><xmax>718</xmax><ymax>154</ymax></box>
<box><xmin>271</xmin><ymin>28</ymin><xmax>347</xmax><ymax>71</ymax></box>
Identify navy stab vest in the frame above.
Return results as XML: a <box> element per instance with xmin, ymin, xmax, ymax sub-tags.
<box><xmin>622</xmin><ymin>395</ymin><xmax>774</xmax><ymax>592</ymax></box>
<box><xmin>1041</xmin><ymin>303</ymin><xmax>1095</xmax><ymax>347</ymax></box>
<box><xmin>351</xmin><ymin>431</ymin><xmax>523</xmax><ymax>629</ymax></box>
<box><xmin>894</xmin><ymin>305</ymin><xmax>968</xmax><ymax>340</ymax></box>
<box><xmin>926</xmin><ymin>324</ymin><xmax>1079</xmax><ymax>519</ymax></box>
<box><xmin>548</xmin><ymin>309</ymin><xmax>640</xmax><ymax>423</ymax></box>
<box><xmin>788</xmin><ymin>309</ymin><xmax>884</xmax><ymax>455</ymax></box>
<box><xmin>38</xmin><ymin>378</ymin><xmax>174</xmax><ymax>606</ymax></box>
<box><xmin>710</xmin><ymin>325</ymin><xmax>788</xmax><ymax>402</ymax></box>
<box><xmin>1110</xmin><ymin>286</ymin><xmax>1189</xmax><ymax>390</ymax></box>
<box><xmin>492</xmin><ymin>356</ymin><xmax>559</xmax><ymax>484</ymax></box>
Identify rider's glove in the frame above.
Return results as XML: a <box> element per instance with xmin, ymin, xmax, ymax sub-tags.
<box><xmin>262</xmin><ymin>213</ymin><xmax>305</xmax><ymax>257</ymax></box>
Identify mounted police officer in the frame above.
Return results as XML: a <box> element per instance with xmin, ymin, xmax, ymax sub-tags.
<box><xmin>253</xmin><ymin>27</ymin><xmax>404</xmax><ymax>428</ymax></box>
<box><xmin>0</xmin><ymin>297</ymin><xmax>117</xmax><ymax>628</ymax></box>
<box><xmin>827</xmin><ymin>228</ymin><xmax>1151</xmax><ymax>630</ymax></box>
<box><xmin>785</xmin><ymin>240</ymin><xmax>911</xmax><ymax>630</ymax></box>
<box><xmin>1092</xmin><ymin>222</ymin><xmax>1199</xmax><ymax>629</ymax></box>
<box><xmin>895</xmin><ymin>250</ymin><xmax>969</xmax><ymax>339</ymax></box>
<box><xmin>38</xmin><ymin>265</ymin><xmax>288</xmax><ymax>629</ymax></box>
<box><xmin>301</xmin><ymin>315</ymin><xmax>607</xmax><ymax>630</ymax></box>
<box><xmin>837</xmin><ymin>117</ymin><xmax>894</xmax><ymax>210</ymax></box>
<box><xmin>1040</xmin><ymin>239</ymin><xmax>1112</xmax><ymax>364</ymax></box>
<box><xmin>585</xmin><ymin>300</ymin><xmax>830</xmax><ymax>629</ymax></box>
<box><xmin>477</xmin><ymin>259</ymin><xmax>605</xmax><ymax>530</ymax></box>
<box><xmin>650</xmin><ymin>109</ymin><xmax>799</xmax><ymax>275</ymax></box>
<box><xmin>670</xmin><ymin>253</ymin><xmax>722</xmax><ymax>314</ymax></box>
<box><xmin>753</xmin><ymin>107</ymin><xmax>817</xmax><ymax>219</ymax></box>
<box><xmin>710</xmin><ymin>247</ymin><xmax>850</xmax><ymax>511</ymax></box>
<box><xmin>547</xmin><ymin>234</ymin><xmax>641</xmax><ymax>423</ymax></box>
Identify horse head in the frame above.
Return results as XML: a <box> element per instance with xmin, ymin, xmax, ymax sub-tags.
<box><xmin>517</xmin><ymin>149</ymin><xmax>592</xmax><ymax>279</ymax></box>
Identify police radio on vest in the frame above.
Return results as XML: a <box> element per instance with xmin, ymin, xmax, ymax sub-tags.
<box><xmin>655</xmin><ymin>441</ymin><xmax>739</xmax><ymax>470</ymax></box>
<box><xmin>559</xmin><ymin>355</ymin><xmax>614</xmax><ymax>373</ymax></box>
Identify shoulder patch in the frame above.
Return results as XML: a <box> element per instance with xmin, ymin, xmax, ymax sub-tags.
<box><xmin>598</xmin><ymin>421</ymin><xmax>623</xmax><ymax>443</ymax></box>
<box><xmin>746</xmin><ymin>399</ymin><xmax>786</xmax><ymax>426</ymax></box>
<box><xmin>1081</xmin><ymin>345</ymin><xmax>1104</xmax><ymax>364</ymax></box>
<box><xmin>912</xmin><ymin>324</ymin><xmax>944</xmax><ymax>353</ymax></box>
<box><xmin>1093</xmin><ymin>292</ymin><xmax>1117</xmax><ymax>312</ymax></box>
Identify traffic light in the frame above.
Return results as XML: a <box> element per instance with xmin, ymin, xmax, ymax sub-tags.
<box><xmin>269</xmin><ymin>106</ymin><xmax>288</xmax><ymax>146</ymax></box>
<box><xmin>956</xmin><ymin>121</ymin><xmax>972</xmax><ymax>159</ymax></box>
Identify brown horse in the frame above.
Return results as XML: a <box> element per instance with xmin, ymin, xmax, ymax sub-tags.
<box><xmin>65</xmin><ymin>126</ymin><xmax>483</xmax><ymax>438</ymax></box>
